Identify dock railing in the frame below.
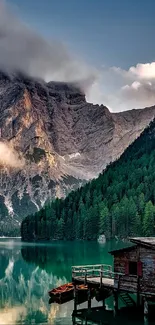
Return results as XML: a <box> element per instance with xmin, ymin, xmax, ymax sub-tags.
<box><xmin>72</xmin><ymin>264</ymin><xmax>115</xmax><ymax>286</ymax></box>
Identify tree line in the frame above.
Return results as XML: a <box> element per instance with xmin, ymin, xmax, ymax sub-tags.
<box><xmin>21</xmin><ymin>120</ymin><xmax>155</xmax><ymax>241</ymax></box>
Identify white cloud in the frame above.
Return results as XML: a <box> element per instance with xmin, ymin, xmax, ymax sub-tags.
<box><xmin>0</xmin><ymin>142</ymin><xmax>25</xmax><ymax>169</ymax></box>
<box><xmin>0</xmin><ymin>2</ymin><xmax>155</xmax><ymax>112</ymax></box>
<box><xmin>111</xmin><ymin>62</ymin><xmax>155</xmax><ymax>81</ymax></box>
<box><xmin>121</xmin><ymin>81</ymin><xmax>141</xmax><ymax>91</ymax></box>
<box><xmin>103</xmin><ymin>62</ymin><xmax>155</xmax><ymax>111</ymax></box>
<box><xmin>129</xmin><ymin>62</ymin><xmax>155</xmax><ymax>80</ymax></box>
<box><xmin>120</xmin><ymin>80</ymin><xmax>155</xmax><ymax>108</ymax></box>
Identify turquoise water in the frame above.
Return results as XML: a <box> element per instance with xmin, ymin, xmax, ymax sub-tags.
<box><xmin>0</xmin><ymin>239</ymin><xmax>148</xmax><ymax>324</ymax></box>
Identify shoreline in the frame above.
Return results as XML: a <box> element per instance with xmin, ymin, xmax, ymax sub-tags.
<box><xmin>0</xmin><ymin>236</ymin><xmax>21</xmax><ymax>239</ymax></box>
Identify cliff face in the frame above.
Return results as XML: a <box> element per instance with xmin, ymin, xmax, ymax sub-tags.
<box><xmin>0</xmin><ymin>72</ymin><xmax>155</xmax><ymax>235</ymax></box>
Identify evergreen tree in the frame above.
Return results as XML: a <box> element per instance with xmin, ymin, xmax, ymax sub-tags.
<box><xmin>143</xmin><ymin>201</ymin><xmax>155</xmax><ymax>236</ymax></box>
<box><xmin>21</xmin><ymin>119</ymin><xmax>155</xmax><ymax>242</ymax></box>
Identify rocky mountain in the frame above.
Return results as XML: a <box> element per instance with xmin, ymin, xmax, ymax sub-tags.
<box><xmin>0</xmin><ymin>71</ymin><xmax>155</xmax><ymax>235</ymax></box>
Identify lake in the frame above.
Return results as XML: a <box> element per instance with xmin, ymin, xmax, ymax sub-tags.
<box><xmin>0</xmin><ymin>238</ymin><xmax>147</xmax><ymax>325</ymax></box>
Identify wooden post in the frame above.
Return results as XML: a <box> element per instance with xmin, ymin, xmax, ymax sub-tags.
<box><xmin>144</xmin><ymin>297</ymin><xmax>148</xmax><ymax>315</ymax></box>
<box><xmin>137</xmin><ymin>292</ymin><xmax>140</xmax><ymax>306</ymax></box>
<box><xmin>84</xmin><ymin>269</ymin><xmax>87</xmax><ymax>285</ymax></box>
<box><xmin>113</xmin><ymin>291</ymin><xmax>118</xmax><ymax>316</ymax></box>
<box><xmin>73</xmin><ymin>284</ymin><xmax>77</xmax><ymax>311</ymax></box>
<box><xmin>72</xmin><ymin>314</ymin><xmax>76</xmax><ymax>325</ymax></box>
<box><xmin>144</xmin><ymin>316</ymin><xmax>149</xmax><ymax>325</ymax></box>
<box><xmin>137</xmin><ymin>275</ymin><xmax>140</xmax><ymax>306</ymax></box>
<box><xmin>100</xmin><ymin>265</ymin><xmax>103</xmax><ymax>288</ymax></box>
<box><xmin>72</xmin><ymin>267</ymin><xmax>75</xmax><ymax>281</ymax></box>
<box><xmin>109</xmin><ymin>265</ymin><xmax>112</xmax><ymax>278</ymax></box>
<box><xmin>143</xmin><ymin>297</ymin><xmax>149</xmax><ymax>325</ymax></box>
<box><xmin>102</xmin><ymin>298</ymin><xmax>106</xmax><ymax>310</ymax></box>
<box><xmin>88</xmin><ymin>288</ymin><xmax>91</xmax><ymax>311</ymax></box>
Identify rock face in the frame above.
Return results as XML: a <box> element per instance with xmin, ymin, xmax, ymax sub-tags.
<box><xmin>0</xmin><ymin>71</ymin><xmax>155</xmax><ymax>235</ymax></box>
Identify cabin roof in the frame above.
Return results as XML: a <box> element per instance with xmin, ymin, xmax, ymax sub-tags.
<box><xmin>109</xmin><ymin>244</ymin><xmax>136</xmax><ymax>255</ymax></box>
<box><xmin>110</xmin><ymin>237</ymin><xmax>155</xmax><ymax>255</ymax></box>
<box><xmin>130</xmin><ymin>237</ymin><xmax>155</xmax><ymax>248</ymax></box>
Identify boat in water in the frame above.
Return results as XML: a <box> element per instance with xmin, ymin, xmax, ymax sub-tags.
<box><xmin>48</xmin><ymin>282</ymin><xmax>90</xmax><ymax>304</ymax></box>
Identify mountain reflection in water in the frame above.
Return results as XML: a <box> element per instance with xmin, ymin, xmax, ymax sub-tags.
<box><xmin>0</xmin><ymin>239</ymin><xmax>148</xmax><ymax>325</ymax></box>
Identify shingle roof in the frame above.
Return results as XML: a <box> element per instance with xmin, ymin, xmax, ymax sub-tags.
<box><xmin>130</xmin><ymin>237</ymin><xmax>155</xmax><ymax>247</ymax></box>
<box><xmin>109</xmin><ymin>237</ymin><xmax>155</xmax><ymax>255</ymax></box>
<box><xmin>109</xmin><ymin>244</ymin><xmax>136</xmax><ymax>255</ymax></box>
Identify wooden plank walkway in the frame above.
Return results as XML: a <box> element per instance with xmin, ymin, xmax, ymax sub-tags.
<box><xmin>73</xmin><ymin>276</ymin><xmax>114</xmax><ymax>288</ymax></box>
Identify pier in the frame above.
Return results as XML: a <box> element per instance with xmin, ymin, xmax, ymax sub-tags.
<box><xmin>72</xmin><ymin>264</ymin><xmax>114</xmax><ymax>288</ymax></box>
<box><xmin>49</xmin><ymin>237</ymin><xmax>155</xmax><ymax>324</ymax></box>
<box><xmin>71</xmin><ymin>238</ymin><xmax>155</xmax><ymax>324</ymax></box>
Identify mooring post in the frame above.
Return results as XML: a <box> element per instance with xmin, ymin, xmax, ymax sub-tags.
<box><xmin>137</xmin><ymin>292</ymin><xmax>140</xmax><ymax>306</ymax></box>
<box><xmin>113</xmin><ymin>290</ymin><xmax>118</xmax><ymax>316</ymax></box>
<box><xmin>73</xmin><ymin>284</ymin><xmax>77</xmax><ymax>311</ymax></box>
<box><xmin>102</xmin><ymin>298</ymin><xmax>106</xmax><ymax>310</ymax></box>
<box><xmin>88</xmin><ymin>288</ymin><xmax>91</xmax><ymax>311</ymax></box>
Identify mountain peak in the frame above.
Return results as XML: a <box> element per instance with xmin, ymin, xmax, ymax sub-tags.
<box><xmin>0</xmin><ymin>72</ymin><xmax>155</xmax><ymax>235</ymax></box>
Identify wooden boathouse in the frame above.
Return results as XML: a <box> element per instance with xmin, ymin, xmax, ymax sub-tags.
<box><xmin>72</xmin><ymin>237</ymin><xmax>155</xmax><ymax>319</ymax></box>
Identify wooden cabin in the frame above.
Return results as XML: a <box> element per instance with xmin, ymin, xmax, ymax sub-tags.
<box><xmin>71</xmin><ymin>237</ymin><xmax>155</xmax><ymax>318</ymax></box>
<box><xmin>110</xmin><ymin>237</ymin><xmax>155</xmax><ymax>297</ymax></box>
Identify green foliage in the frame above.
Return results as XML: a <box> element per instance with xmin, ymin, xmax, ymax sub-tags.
<box><xmin>21</xmin><ymin>120</ymin><xmax>155</xmax><ymax>241</ymax></box>
<box><xmin>143</xmin><ymin>201</ymin><xmax>155</xmax><ymax>236</ymax></box>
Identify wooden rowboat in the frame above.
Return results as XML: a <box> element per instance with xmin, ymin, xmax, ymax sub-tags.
<box><xmin>48</xmin><ymin>282</ymin><xmax>74</xmax><ymax>299</ymax></box>
<box><xmin>48</xmin><ymin>283</ymin><xmax>89</xmax><ymax>303</ymax></box>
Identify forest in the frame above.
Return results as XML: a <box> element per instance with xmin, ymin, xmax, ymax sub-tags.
<box><xmin>21</xmin><ymin>119</ymin><xmax>155</xmax><ymax>241</ymax></box>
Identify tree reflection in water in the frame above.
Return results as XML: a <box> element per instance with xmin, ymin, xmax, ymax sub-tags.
<box><xmin>0</xmin><ymin>239</ymin><xmax>130</xmax><ymax>325</ymax></box>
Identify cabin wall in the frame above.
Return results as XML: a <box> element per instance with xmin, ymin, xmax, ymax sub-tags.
<box><xmin>114</xmin><ymin>247</ymin><xmax>139</xmax><ymax>292</ymax></box>
<box><xmin>113</xmin><ymin>245</ymin><xmax>155</xmax><ymax>295</ymax></box>
<box><xmin>139</xmin><ymin>246</ymin><xmax>155</xmax><ymax>295</ymax></box>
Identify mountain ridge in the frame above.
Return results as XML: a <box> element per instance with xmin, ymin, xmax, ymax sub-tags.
<box><xmin>0</xmin><ymin>71</ymin><xmax>155</xmax><ymax>235</ymax></box>
<box><xmin>21</xmin><ymin>118</ymin><xmax>155</xmax><ymax>241</ymax></box>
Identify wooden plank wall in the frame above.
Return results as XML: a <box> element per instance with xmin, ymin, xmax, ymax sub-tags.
<box><xmin>114</xmin><ymin>247</ymin><xmax>138</xmax><ymax>292</ymax></box>
<box><xmin>113</xmin><ymin>245</ymin><xmax>155</xmax><ymax>295</ymax></box>
<box><xmin>139</xmin><ymin>246</ymin><xmax>155</xmax><ymax>294</ymax></box>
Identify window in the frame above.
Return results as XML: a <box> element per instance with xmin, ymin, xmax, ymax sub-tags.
<box><xmin>125</xmin><ymin>261</ymin><xmax>143</xmax><ymax>276</ymax></box>
<box><xmin>129</xmin><ymin>261</ymin><xmax>137</xmax><ymax>275</ymax></box>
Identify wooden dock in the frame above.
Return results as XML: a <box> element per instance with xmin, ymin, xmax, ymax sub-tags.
<box><xmin>71</xmin><ymin>238</ymin><xmax>155</xmax><ymax>324</ymax></box>
<box><xmin>72</xmin><ymin>264</ymin><xmax>115</xmax><ymax>289</ymax></box>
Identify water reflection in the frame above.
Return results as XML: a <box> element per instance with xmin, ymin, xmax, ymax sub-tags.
<box><xmin>0</xmin><ymin>239</ymin><xmax>145</xmax><ymax>325</ymax></box>
<box><xmin>0</xmin><ymin>240</ymin><xmax>113</xmax><ymax>324</ymax></box>
<box><xmin>21</xmin><ymin>241</ymin><xmax>114</xmax><ymax>279</ymax></box>
<box><xmin>0</xmin><ymin>240</ymin><xmax>72</xmax><ymax>324</ymax></box>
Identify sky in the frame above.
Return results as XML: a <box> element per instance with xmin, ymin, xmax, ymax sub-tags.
<box><xmin>3</xmin><ymin>0</ymin><xmax>155</xmax><ymax>111</ymax></box>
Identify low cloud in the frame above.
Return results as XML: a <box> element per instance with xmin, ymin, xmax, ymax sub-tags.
<box><xmin>121</xmin><ymin>81</ymin><xmax>155</xmax><ymax>108</ymax></box>
<box><xmin>0</xmin><ymin>1</ymin><xmax>97</xmax><ymax>86</ymax></box>
<box><xmin>0</xmin><ymin>142</ymin><xmax>25</xmax><ymax>169</ymax></box>
<box><xmin>0</xmin><ymin>2</ymin><xmax>155</xmax><ymax>112</ymax></box>
<box><xmin>99</xmin><ymin>63</ymin><xmax>155</xmax><ymax>111</ymax></box>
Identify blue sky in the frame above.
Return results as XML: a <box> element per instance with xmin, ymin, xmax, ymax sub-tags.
<box><xmin>5</xmin><ymin>0</ymin><xmax>155</xmax><ymax>111</ymax></box>
<box><xmin>8</xmin><ymin>0</ymin><xmax>155</xmax><ymax>69</ymax></box>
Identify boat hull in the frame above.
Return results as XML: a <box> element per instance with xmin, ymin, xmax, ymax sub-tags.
<box><xmin>48</xmin><ymin>283</ymin><xmax>89</xmax><ymax>304</ymax></box>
